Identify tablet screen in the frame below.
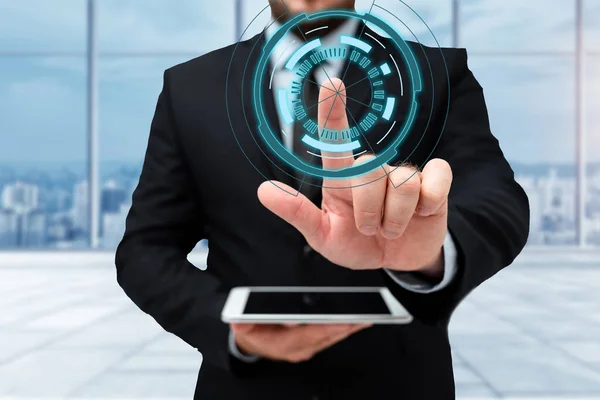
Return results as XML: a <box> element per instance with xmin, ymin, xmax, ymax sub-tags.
<box><xmin>243</xmin><ymin>291</ymin><xmax>391</xmax><ymax>315</ymax></box>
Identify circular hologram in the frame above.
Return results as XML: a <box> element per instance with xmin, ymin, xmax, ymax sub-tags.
<box><xmin>226</xmin><ymin>1</ymin><xmax>451</xmax><ymax>191</ymax></box>
<box><xmin>252</xmin><ymin>9</ymin><xmax>422</xmax><ymax>180</ymax></box>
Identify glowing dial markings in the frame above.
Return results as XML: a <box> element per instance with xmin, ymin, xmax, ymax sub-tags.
<box><xmin>252</xmin><ymin>9</ymin><xmax>423</xmax><ymax>179</ymax></box>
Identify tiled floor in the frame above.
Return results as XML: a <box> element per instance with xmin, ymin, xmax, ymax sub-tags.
<box><xmin>0</xmin><ymin>251</ymin><xmax>599</xmax><ymax>399</ymax></box>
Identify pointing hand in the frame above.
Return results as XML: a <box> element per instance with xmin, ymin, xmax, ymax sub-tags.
<box><xmin>258</xmin><ymin>78</ymin><xmax>452</xmax><ymax>277</ymax></box>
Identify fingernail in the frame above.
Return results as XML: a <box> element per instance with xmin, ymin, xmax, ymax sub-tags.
<box><xmin>360</xmin><ymin>225</ymin><xmax>378</xmax><ymax>236</ymax></box>
<box><xmin>382</xmin><ymin>229</ymin><xmax>400</xmax><ymax>239</ymax></box>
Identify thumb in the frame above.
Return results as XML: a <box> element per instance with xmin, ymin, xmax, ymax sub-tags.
<box><xmin>257</xmin><ymin>181</ymin><xmax>326</xmax><ymax>248</ymax></box>
<box><xmin>230</xmin><ymin>323</ymin><xmax>255</xmax><ymax>334</ymax></box>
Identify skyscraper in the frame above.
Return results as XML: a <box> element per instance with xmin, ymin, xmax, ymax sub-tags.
<box><xmin>1</xmin><ymin>181</ymin><xmax>39</xmax><ymax>213</ymax></box>
<box><xmin>0</xmin><ymin>210</ymin><xmax>18</xmax><ymax>248</ymax></box>
<box><xmin>102</xmin><ymin>202</ymin><xmax>130</xmax><ymax>250</ymax></box>
<box><xmin>72</xmin><ymin>180</ymin><xmax>89</xmax><ymax>233</ymax></box>
<box><xmin>101</xmin><ymin>180</ymin><xmax>126</xmax><ymax>214</ymax></box>
<box><xmin>0</xmin><ymin>182</ymin><xmax>47</xmax><ymax>248</ymax></box>
<box><xmin>21</xmin><ymin>210</ymin><xmax>47</xmax><ymax>248</ymax></box>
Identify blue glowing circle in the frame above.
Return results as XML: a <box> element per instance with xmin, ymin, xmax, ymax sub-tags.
<box><xmin>252</xmin><ymin>9</ymin><xmax>423</xmax><ymax>180</ymax></box>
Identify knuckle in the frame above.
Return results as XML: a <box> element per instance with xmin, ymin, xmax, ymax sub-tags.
<box><xmin>291</xmin><ymin>196</ymin><xmax>307</xmax><ymax>223</ymax></box>
<box><xmin>383</xmin><ymin>218</ymin><xmax>407</xmax><ymax>232</ymax></box>
<box><xmin>356</xmin><ymin>209</ymin><xmax>381</xmax><ymax>220</ymax></box>
<box><xmin>389</xmin><ymin>172</ymin><xmax>420</xmax><ymax>196</ymax></box>
<box><xmin>397</xmin><ymin>177</ymin><xmax>421</xmax><ymax>194</ymax></box>
<box><xmin>423</xmin><ymin>189</ymin><xmax>446</xmax><ymax>206</ymax></box>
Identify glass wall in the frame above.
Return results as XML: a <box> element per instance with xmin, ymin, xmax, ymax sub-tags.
<box><xmin>584</xmin><ymin>1</ymin><xmax>600</xmax><ymax>245</ymax></box>
<box><xmin>467</xmin><ymin>56</ymin><xmax>577</xmax><ymax>245</ymax></box>
<box><xmin>459</xmin><ymin>0</ymin><xmax>597</xmax><ymax>246</ymax></box>
<box><xmin>95</xmin><ymin>0</ymin><xmax>235</xmax><ymax>249</ymax></box>
<box><xmin>585</xmin><ymin>55</ymin><xmax>600</xmax><ymax>245</ymax></box>
<box><xmin>0</xmin><ymin>0</ymin><xmax>88</xmax><ymax>249</ymax></box>
<box><xmin>0</xmin><ymin>0</ymin><xmax>598</xmax><ymax>249</ymax></box>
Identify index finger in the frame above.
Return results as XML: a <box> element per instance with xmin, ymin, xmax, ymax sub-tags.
<box><xmin>317</xmin><ymin>78</ymin><xmax>354</xmax><ymax>186</ymax></box>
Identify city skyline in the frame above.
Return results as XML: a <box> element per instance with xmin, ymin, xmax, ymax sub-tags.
<box><xmin>1</xmin><ymin>160</ymin><xmax>600</xmax><ymax>249</ymax></box>
<box><xmin>0</xmin><ymin>0</ymin><xmax>599</xmax><ymax>249</ymax></box>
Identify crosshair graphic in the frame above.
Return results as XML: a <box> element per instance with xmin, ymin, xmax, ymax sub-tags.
<box><xmin>253</xmin><ymin>9</ymin><xmax>422</xmax><ymax>180</ymax></box>
<box><xmin>226</xmin><ymin>1</ymin><xmax>450</xmax><ymax>191</ymax></box>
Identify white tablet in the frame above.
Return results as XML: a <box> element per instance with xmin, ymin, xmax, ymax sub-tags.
<box><xmin>221</xmin><ymin>286</ymin><xmax>413</xmax><ymax>324</ymax></box>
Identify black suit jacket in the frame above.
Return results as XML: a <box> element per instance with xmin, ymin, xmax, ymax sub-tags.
<box><xmin>115</xmin><ymin>26</ymin><xmax>530</xmax><ymax>400</ymax></box>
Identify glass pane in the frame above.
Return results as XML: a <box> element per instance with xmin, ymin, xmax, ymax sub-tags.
<box><xmin>0</xmin><ymin>0</ymin><xmax>86</xmax><ymax>52</ymax></box>
<box><xmin>98</xmin><ymin>0</ymin><xmax>235</xmax><ymax>53</ymax></box>
<box><xmin>241</xmin><ymin>0</ymin><xmax>270</xmax><ymax>40</ymax></box>
<box><xmin>460</xmin><ymin>0</ymin><xmax>576</xmax><ymax>52</ymax></box>
<box><xmin>365</xmin><ymin>0</ymin><xmax>453</xmax><ymax>47</ymax></box>
<box><xmin>98</xmin><ymin>57</ymin><xmax>191</xmax><ymax>249</ymax></box>
<box><xmin>468</xmin><ymin>56</ymin><xmax>577</xmax><ymax>245</ymax></box>
<box><xmin>242</xmin><ymin>0</ymin><xmax>453</xmax><ymax>46</ymax></box>
<box><xmin>0</xmin><ymin>58</ymin><xmax>88</xmax><ymax>249</ymax></box>
<box><xmin>585</xmin><ymin>55</ymin><xmax>600</xmax><ymax>245</ymax></box>
<box><xmin>585</xmin><ymin>0</ymin><xmax>600</xmax><ymax>51</ymax></box>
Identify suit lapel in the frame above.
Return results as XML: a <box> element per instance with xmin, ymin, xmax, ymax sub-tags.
<box><xmin>237</xmin><ymin>33</ymin><xmax>296</xmax><ymax>187</ymax></box>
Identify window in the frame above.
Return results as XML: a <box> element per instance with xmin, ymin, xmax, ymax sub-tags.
<box><xmin>0</xmin><ymin>58</ymin><xmax>87</xmax><ymax>249</ymax></box>
<box><xmin>96</xmin><ymin>1</ymin><xmax>232</xmax><ymax>249</ymax></box>
<box><xmin>585</xmin><ymin>55</ymin><xmax>600</xmax><ymax>245</ymax></box>
<box><xmin>98</xmin><ymin>0</ymin><xmax>236</xmax><ymax>53</ymax></box>
<box><xmin>0</xmin><ymin>0</ymin><xmax>598</xmax><ymax>249</ymax></box>
<box><xmin>584</xmin><ymin>0</ymin><xmax>600</xmax><ymax>51</ymax></box>
<box><xmin>359</xmin><ymin>0</ymin><xmax>454</xmax><ymax>48</ymax></box>
<box><xmin>584</xmin><ymin>1</ymin><xmax>600</xmax><ymax>246</ymax></box>
<box><xmin>0</xmin><ymin>0</ymin><xmax>86</xmax><ymax>52</ymax></box>
<box><xmin>98</xmin><ymin>57</ymin><xmax>191</xmax><ymax>249</ymax></box>
<box><xmin>460</xmin><ymin>0</ymin><xmax>575</xmax><ymax>53</ymax></box>
<box><xmin>459</xmin><ymin>0</ymin><xmax>595</xmax><ymax>246</ymax></box>
<box><xmin>468</xmin><ymin>56</ymin><xmax>577</xmax><ymax>245</ymax></box>
<box><xmin>241</xmin><ymin>1</ymin><xmax>271</xmax><ymax>40</ymax></box>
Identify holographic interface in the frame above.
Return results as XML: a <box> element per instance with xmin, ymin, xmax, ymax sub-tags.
<box><xmin>254</xmin><ymin>10</ymin><xmax>421</xmax><ymax>180</ymax></box>
<box><xmin>227</xmin><ymin>2</ymin><xmax>449</xmax><ymax>189</ymax></box>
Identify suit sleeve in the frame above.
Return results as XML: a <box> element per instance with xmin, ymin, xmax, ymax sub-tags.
<box><xmin>382</xmin><ymin>49</ymin><xmax>530</xmax><ymax>326</ymax></box>
<box><xmin>115</xmin><ymin>70</ymin><xmax>232</xmax><ymax>370</ymax></box>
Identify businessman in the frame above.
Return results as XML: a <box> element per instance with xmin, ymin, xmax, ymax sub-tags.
<box><xmin>115</xmin><ymin>0</ymin><xmax>530</xmax><ymax>399</ymax></box>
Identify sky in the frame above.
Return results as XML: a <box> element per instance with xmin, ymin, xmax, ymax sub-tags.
<box><xmin>0</xmin><ymin>0</ymin><xmax>598</xmax><ymax>166</ymax></box>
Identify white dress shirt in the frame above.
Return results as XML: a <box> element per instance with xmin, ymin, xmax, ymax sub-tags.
<box><xmin>229</xmin><ymin>19</ymin><xmax>459</xmax><ymax>362</ymax></box>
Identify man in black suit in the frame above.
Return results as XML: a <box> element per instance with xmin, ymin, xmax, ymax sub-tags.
<box><xmin>115</xmin><ymin>0</ymin><xmax>530</xmax><ymax>399</ymax></box>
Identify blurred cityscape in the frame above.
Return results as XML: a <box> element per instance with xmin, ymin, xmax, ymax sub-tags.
<box><xmin>1</xmin><ymin>161</ymin><xmax>600</xmax><ymax>249</ymax></box>
<box><xmin>0</xmin><ymin>163</ymin><xmax>138</xmax><ymax>250</ymax></box>
<box><xmin>0</xmin><ymin>0</ymin><xmax>598</xmax><ymax>251</ymax></box>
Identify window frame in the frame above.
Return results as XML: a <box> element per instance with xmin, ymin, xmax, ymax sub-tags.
<box><xmin>0</xmin><ymin>0</ymin><xmax>596</xmax><ymax>249</ymax></box>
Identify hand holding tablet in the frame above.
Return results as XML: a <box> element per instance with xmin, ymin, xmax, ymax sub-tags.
<box><xmin>221</xmin><ymin>286</ymin><xmax>413</xmax><ymax>325</ymax></box>
<box><xmin>230</xmin><ymin>321</ymin><xmax>372</xmax><ymax>363</ymax></box>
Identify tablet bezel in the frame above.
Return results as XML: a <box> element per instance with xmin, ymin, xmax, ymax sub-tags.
<box><xmin>221</xmin><ymin>286</ymin><xmax>413</xmax><ymax>324</ymax></box>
